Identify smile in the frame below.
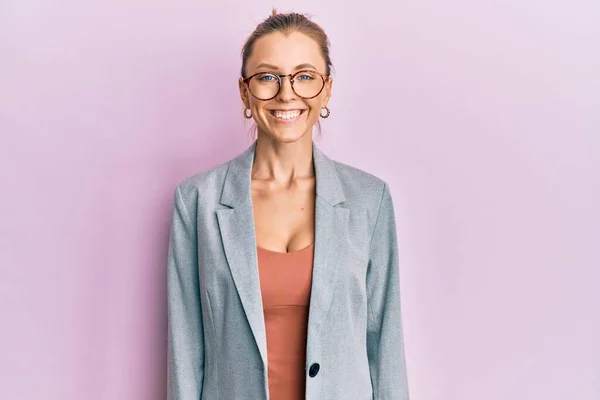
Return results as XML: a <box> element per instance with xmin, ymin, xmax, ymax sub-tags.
<box><xmin>269</xmin><ymin>109</ymin><xmax>305</xmax><ymax>121</ymax></box>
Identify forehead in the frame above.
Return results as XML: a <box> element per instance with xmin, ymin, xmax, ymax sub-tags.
<box><xmin>246</xmin><ymin>31</ymin><xmax>326</xmax><ymax>73</ymax></box>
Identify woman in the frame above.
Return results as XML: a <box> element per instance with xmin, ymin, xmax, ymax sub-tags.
<box><xmin>167</xmin><ymin>10</ymin><xmax>410</xmax><ymax>400</ymax></box>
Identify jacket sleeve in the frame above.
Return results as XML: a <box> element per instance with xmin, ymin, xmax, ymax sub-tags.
<box><xmin>167</xmin><ymin>184</ymin><xmax>205</xmax><ymax>399</ymax></box>
<box><xmin>366</xmin><ymin>182</ymin><xmax>410</xmax><ymax>400</ymax></box>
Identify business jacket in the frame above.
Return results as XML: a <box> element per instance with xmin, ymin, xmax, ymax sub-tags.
<box><xmin>167</xmin><ymin>139</ymin><xmax>410</xmax><ymax>400</ymax></box>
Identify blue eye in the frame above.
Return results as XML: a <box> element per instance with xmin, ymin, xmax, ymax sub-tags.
<box><xmin>297</xmin><ymin>74</ymin><xmax>314</xmax><ymax>81</ymax></box>
<box><xmin>258</xmin><ymin>74</ymin><xmax>276</xmax><ymax>82</ymax></box>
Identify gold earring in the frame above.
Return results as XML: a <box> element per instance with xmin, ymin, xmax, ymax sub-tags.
<box><xmin>244</xmin><ymin>108</ymin><xmax>252</xmax><ymax>119</ymax></box>
<box><xmin>320</xmin><ymin>106</ymin><xmax>330</xmax><ymax>119</ymax></box>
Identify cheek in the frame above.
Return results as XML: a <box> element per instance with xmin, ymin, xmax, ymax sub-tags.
<box><xmin>307</xmin><ymin>100</ymin><xmax>326</xmax><ymax>121</ymax></box>
<box><xmin>249</xmin><ymin>101</ymin><xmax>267</xmax><ymax>118</ymax></box>
<box><xmin>306</xmin><ymin>98</ymin><xmax>324</xmax><ymax>114</ymax></box>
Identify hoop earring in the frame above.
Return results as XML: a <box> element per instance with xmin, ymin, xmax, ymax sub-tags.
<box><xmin>244</xmin><ymin>108</ymin><xmax>252</xmax><ymax>119</ymax></box>
<box><xmin>320</xmin><ymin>106</ymin><xmax>330</xmax><ymax>119</ymax></box>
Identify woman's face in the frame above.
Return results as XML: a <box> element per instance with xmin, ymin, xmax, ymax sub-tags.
<box><xmin>239</xmin><ymin>31</ymin><xmax>332</xmax><ymax>143</ymax></box>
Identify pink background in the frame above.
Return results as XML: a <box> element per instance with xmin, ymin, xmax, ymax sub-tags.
<box><xmin>1</xmin><ymin>1</ymin><xmax>599</xmax><ymax>399</ymax></box>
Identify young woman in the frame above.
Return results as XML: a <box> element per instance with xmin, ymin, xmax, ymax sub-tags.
<box><xmin>167</xmin><ymin>10</ymin><xmax>410</xmax><ymax>400</ymax></box>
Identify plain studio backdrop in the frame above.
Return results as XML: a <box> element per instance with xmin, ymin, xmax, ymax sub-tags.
<box><xmin>1</xmin><ymin>1</ymin><xmax>599</xmax><ymax>399</ymax></box>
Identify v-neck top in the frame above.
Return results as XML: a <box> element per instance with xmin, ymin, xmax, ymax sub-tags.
<box><xmin>256</xmin><ymin>243</ymin><xmax>315</xmax><ymax>400</ymax></box>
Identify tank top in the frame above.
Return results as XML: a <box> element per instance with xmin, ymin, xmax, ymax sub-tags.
<box><xmin>256</xmin><ymin>243</ymin><xmax>315</xmax><ymax>400</ymax></box>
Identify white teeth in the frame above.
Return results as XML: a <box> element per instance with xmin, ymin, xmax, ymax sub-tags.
<box><xmin>272</xmin><ymin>110</ymin><xmax>302</xmax><ymax>120</ymax></box>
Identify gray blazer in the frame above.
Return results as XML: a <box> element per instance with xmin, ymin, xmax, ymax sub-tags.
<box><xmin>167</xmin><ymin>139</ymin><xmax>410</xmax><ymax>400</ymax></box>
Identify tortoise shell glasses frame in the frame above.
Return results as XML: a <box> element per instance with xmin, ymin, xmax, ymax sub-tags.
<box><xmin>241</xmin><ymin>70</ymin><xmax>329</xmax><ymax>101</ymax></box>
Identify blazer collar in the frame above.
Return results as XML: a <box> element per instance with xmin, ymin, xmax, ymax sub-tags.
<box><xmin>220</xmin><ymin>139</ymin><xmax>345</xmax><ymax>208</ymax></box>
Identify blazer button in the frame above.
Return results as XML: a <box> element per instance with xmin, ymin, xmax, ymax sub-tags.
<box><xmin>308</xmin><ymin>363</ymin><xmax>320</xmax><ymax>377</ymax></box>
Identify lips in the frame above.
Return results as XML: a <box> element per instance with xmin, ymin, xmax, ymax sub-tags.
<box><xmin>269</xmin><ymin>109</ymin><xmax>305</xmax><ymax>120</ymax></box>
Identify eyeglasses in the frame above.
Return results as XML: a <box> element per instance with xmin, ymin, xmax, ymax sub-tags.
<box><xmin>242</xmin><ymin>70</ymin><xmax>328</xmax><ymax>101</ymax></box>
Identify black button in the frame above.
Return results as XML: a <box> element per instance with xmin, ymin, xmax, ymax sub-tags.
<box><xmin>308</xmin><ymin>363</ymin><xmax>320</xmax><ymax>377</ymax></box>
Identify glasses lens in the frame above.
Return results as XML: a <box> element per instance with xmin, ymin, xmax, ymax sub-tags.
<box><xmin>249</xmin><ymin>73</ymin><xmax>279</xmax><ymax>100</ymax></box>
<box><xmin>292</xmin><ymin>71</ymin><xmax>325</xmax><ymax>98</ymax></box>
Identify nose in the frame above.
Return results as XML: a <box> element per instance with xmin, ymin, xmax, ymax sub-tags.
<box><xmin>276</xmin><ymin>75</ymin><xmax>296</xmax><ymax>102</ymax></box>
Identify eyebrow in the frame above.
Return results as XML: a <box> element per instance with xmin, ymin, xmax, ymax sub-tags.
<box><xmin>254</xmin><ymin>63</ymin><xmax>318</xmax><ymax>71</ymax></box>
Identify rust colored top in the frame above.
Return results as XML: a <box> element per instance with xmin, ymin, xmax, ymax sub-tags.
<box><xmin>257</xmin><ymin>243</ymin><xmax>315</xmax><ymax>400</ymax></box>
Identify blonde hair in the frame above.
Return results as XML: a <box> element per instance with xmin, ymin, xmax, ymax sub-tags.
<box><xmin>240</xmin><ymin>9</ymin><xmax>332</xmax><ymax>78</ymax></box>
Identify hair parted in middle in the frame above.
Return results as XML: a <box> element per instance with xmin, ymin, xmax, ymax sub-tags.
<box><xmin>240</xmin><ymin>9</ymin><xmax>333</xmax><ymax>79</ymax></box>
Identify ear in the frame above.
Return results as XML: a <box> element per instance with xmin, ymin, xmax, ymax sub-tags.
<box><xmin>321</xmin><ymin>77</ymin><xmax>333</xmax><ymax>108</ymax></box>
<box><xmin>238</xmin><ymin>77</ymin><xmax>250</xmax><ymax>108</ymax></box>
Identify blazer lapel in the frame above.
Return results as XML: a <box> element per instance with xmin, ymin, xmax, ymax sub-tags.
<box><xmin>305</xmin><ymin>143</ymin><xmax>349</xmax><ymax>367</ymax></box>
<box><xmin>215</xmin><ymin>141</ymin><xmax>267</xmax><ymax>367</ymax></box>
<box><xmin>216</xmin><ymin>139</ymin><xmax>349</xmax><ymax>371</ymax></box>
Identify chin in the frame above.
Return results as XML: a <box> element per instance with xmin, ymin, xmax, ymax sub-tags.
<box><xmin>264</xmin><ymin>127</ymin><xmax>311</xmax><ymax>143</ymax></box>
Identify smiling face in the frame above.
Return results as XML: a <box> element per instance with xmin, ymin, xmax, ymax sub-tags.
<box><xmin>239</xmin><ymin>31</ymin><xmax>332</xmax><ymax>143</ymax></box>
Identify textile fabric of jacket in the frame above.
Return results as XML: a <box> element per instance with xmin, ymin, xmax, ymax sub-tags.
<box><xmin>167</xmin><ymin>139</ymin><xmax>410</xmax><ymax>400</ymax></box>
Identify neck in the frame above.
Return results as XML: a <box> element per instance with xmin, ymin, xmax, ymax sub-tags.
<box><xmin>251</xmin><ymin>132</ymin><xmax>314</xmax><ymax>185</ymax></box>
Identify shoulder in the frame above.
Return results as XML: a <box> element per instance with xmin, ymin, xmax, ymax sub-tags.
<box><xmin>327</xmin><ymin>157</ymin><xmax>397</xmax><ymax>254</ymax></box>
<box><xmin>171</xmin><ymin>154</ymin><xmax>234</xmax><ymax>214</ymax></box>
<box><xmin>178</xmin><ymin>161</ymin><xmax>228</xmax><ymax>194</ymax></box>
<box><xmin>330</xmin><ymin>158</ymin><xmax>391</xmax><ymax>209</ymax></box>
